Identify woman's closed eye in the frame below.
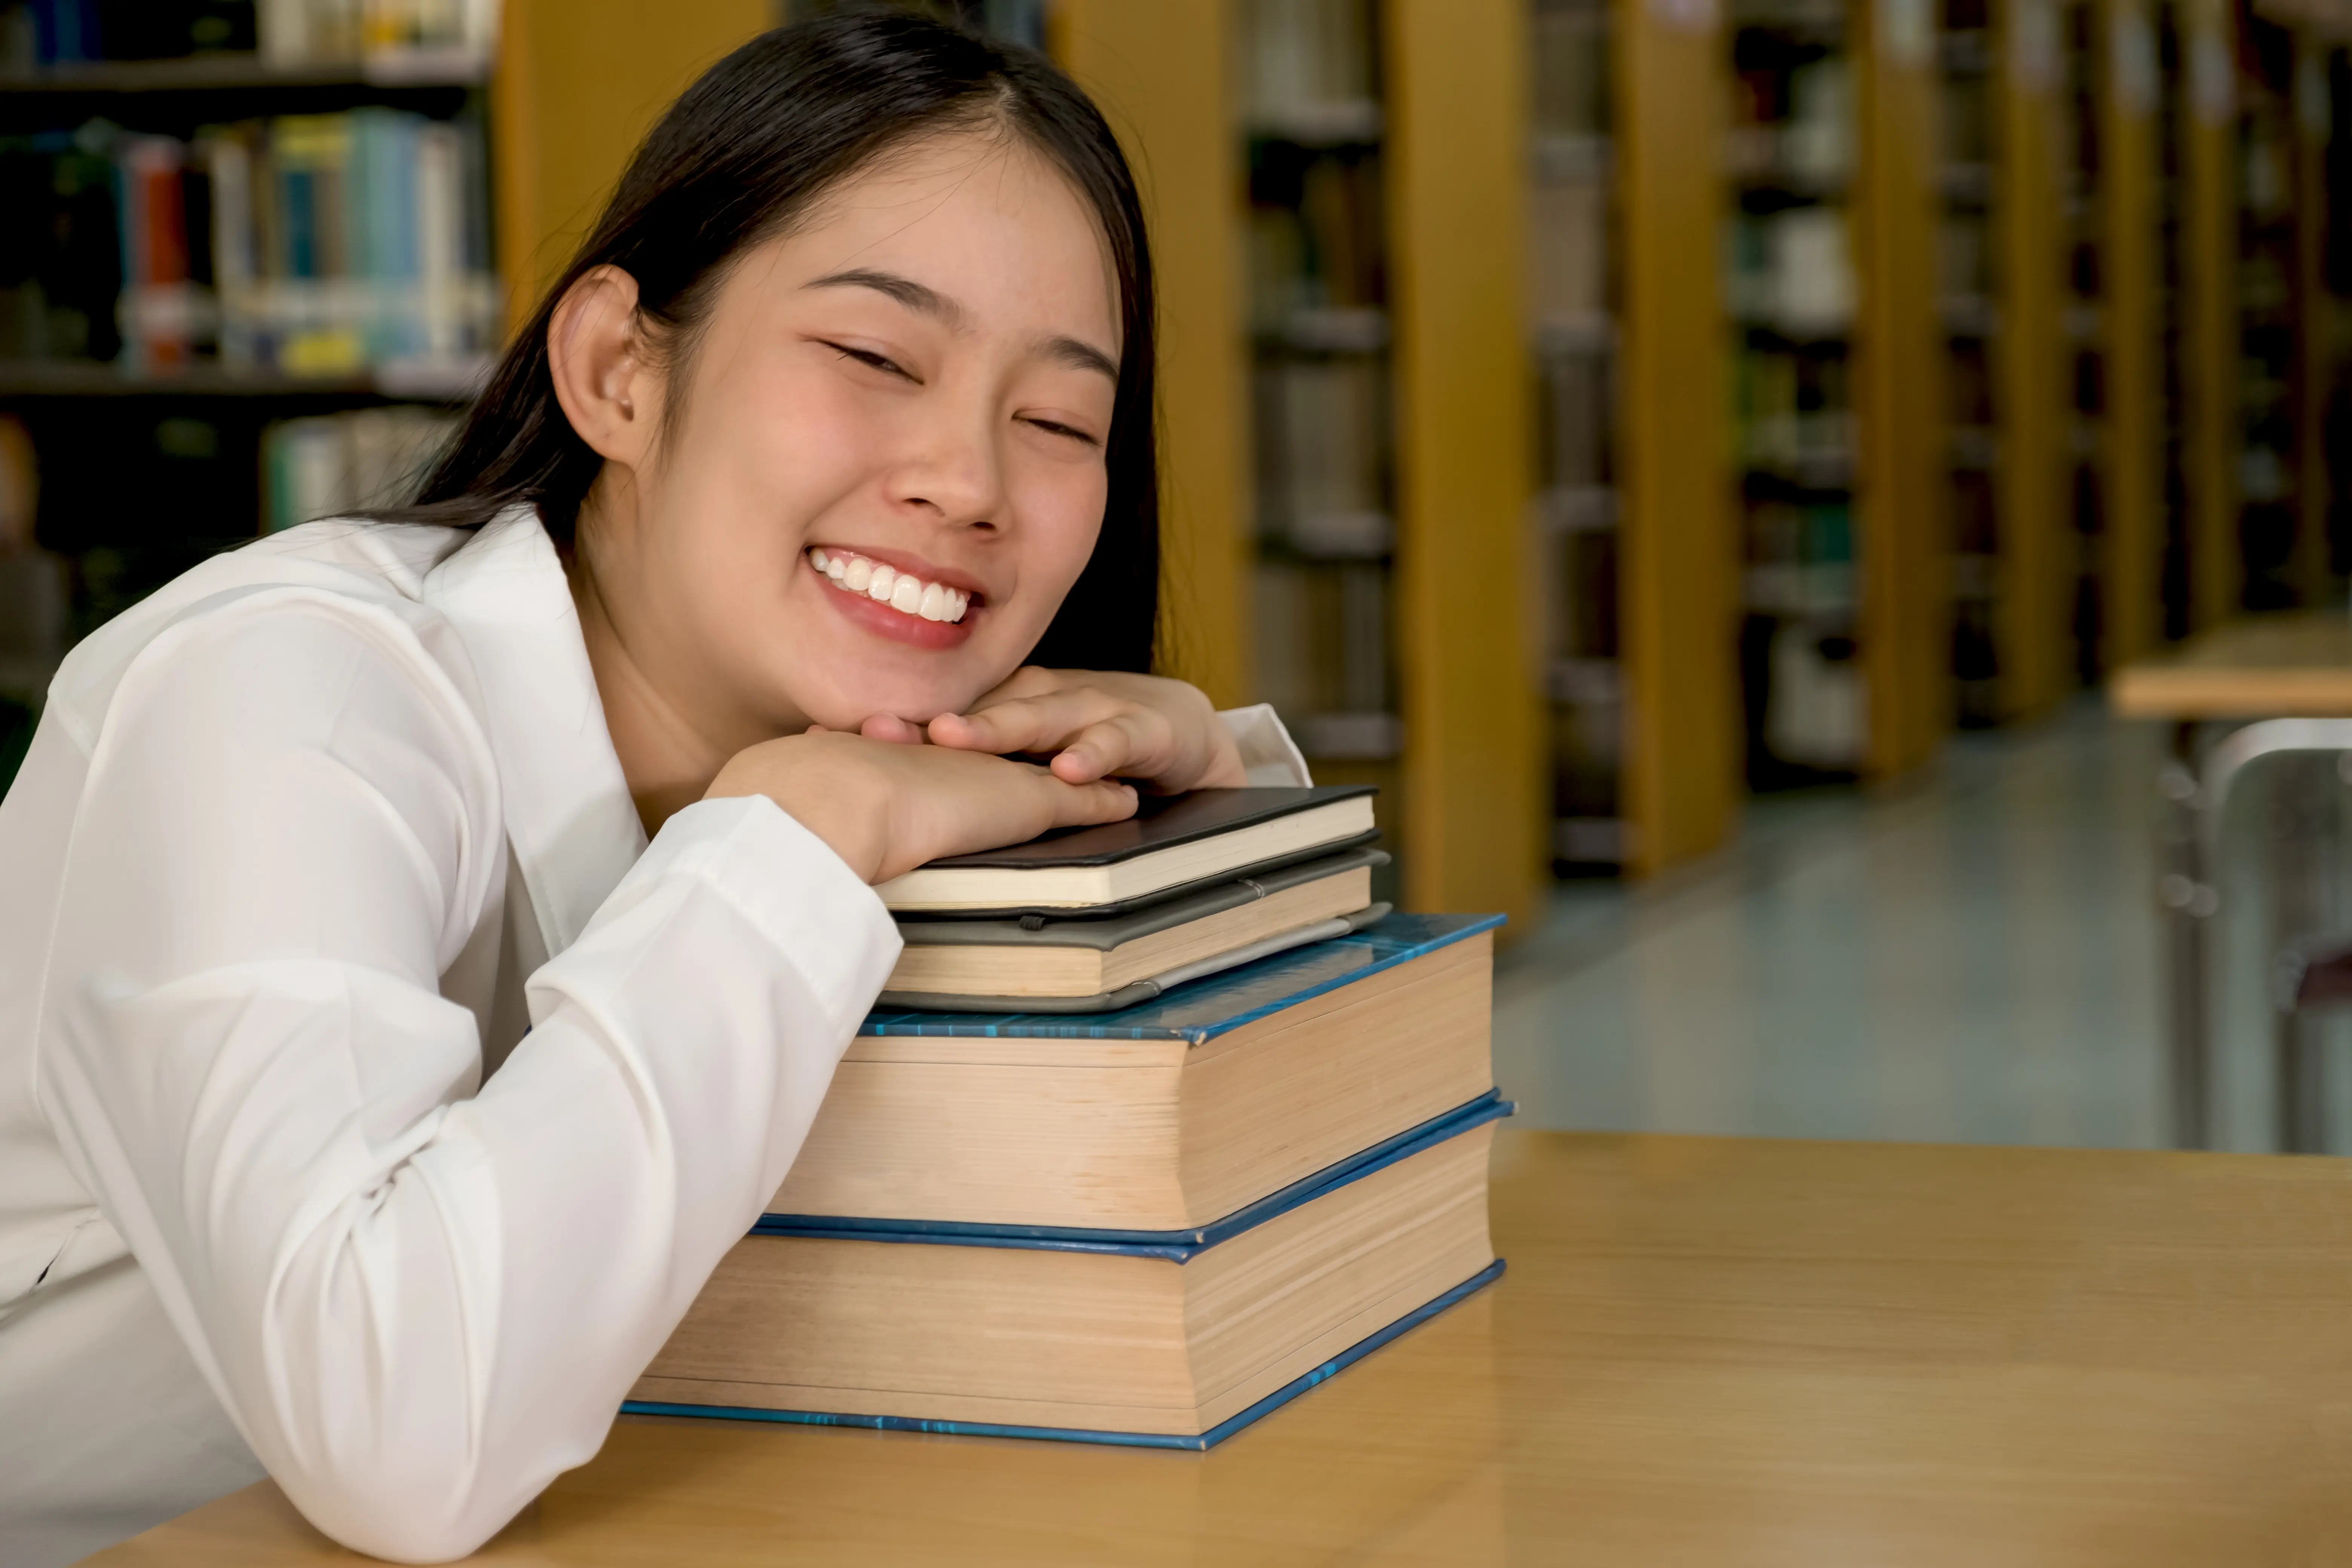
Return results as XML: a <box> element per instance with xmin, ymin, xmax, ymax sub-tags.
<box><xmin>822</xmin><ymin>340</ymin><xmax>919</xmax><ymax>383</ymax></box>
<box><xmin>1022</xmin><ymin>415</ymin><xmax>1099</xmax><ymax>447</ymax></box>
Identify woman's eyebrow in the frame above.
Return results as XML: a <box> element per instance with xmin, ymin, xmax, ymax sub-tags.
<box><xmin>1040</xmin><ymin>335</ymin><xmax>1118</xmax><ymax>381</ymax></box>
<box><xmin>805</xmin><ymin>267</ymin><xmax>963</xmax><ymax>325</ymax></box>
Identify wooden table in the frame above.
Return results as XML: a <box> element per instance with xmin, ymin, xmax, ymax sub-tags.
<box><xmin>2110</xmin><ymin>610</ymin><xmax>2352</xmax><ymax>1150</ymax></box>
<box><xmin>92</xmin><ymin>1130</ymin><xmax>2352</xmax><ymax>1565</ymax></box>
<box><xmin>2111</xmin><ymin>610</ymin><xmax>2352</xmax><ymax>718</ymax></box>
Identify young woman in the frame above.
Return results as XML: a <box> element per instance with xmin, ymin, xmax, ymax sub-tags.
<box><xmin>0</xmin><ymin>16</ymin><xmax>1309</xmax><ymax>1564</ymax></box>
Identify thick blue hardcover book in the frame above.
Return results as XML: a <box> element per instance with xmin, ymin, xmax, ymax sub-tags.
<box><xmin>857</xmin><ymin>910</ymin><xmax>1505</xmax><ymax>1042</ymax></box>
<box><xmin>623</xmin><ymin>1260</ymin><xmax>1505</xmax><ymax>1452</ymax></box>
<box><xmin>626</xmin><ymin>1095</ymin><xmax>1513</xmax><ymax>1448</ymax></box>
<box><xmin>622</xmin><ymin>913</ymin><xmax>1510</xmax><ymax>1450</ymax></box>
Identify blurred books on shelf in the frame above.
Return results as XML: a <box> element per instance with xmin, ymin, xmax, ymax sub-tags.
<box><xmin>258</xmin><ymin>0</ymin><xmax>495</xmax><ymax>74</ymax></box>
<box><xmin>0</xmin><ymin>0</ymin><xmax>492</xmax><ymax>75</ymax></box>
<box><xmin>1724</xmin><ymin>0</ymin><xmax>1874</xmax><ymax>782</ymax></box>
<box><xmin>0</xmin><ymin>109</ymin><xmax>497</xmax><ymax>384</ymax></box>
<box><xmin>262</xmin><ymin>402</ymin><xmax>455</xmax><ymax>532</ymax></box>
<box><xmin>1242</xmin><ymin>0</ymin><xmax>1399</xmax><ymax>777</ymax></box>
<box><xmin>204</xmin><ymin>110</ymin><xmax>496</xmax><ymax>376</ymax></box>
<box><xmin>1242</xmin><ymin>0</ymin><xmax>1379</xmax><ymax>142</ymax></box>
<box><xmin>1529</xmin><ymin>0</ymin><xmax>1620</xmax><ymax>868</ymax></box>
<box><xmin>1255</xmin><ymin>357</ymin><xmax>1386</xmax><ymax>554</ymax></box>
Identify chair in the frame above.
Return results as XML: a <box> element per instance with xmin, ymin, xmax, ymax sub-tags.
<box><xmin>2274</xmin><ymin>939</ymin><xmax>2352</xmax><ymax>1153</ymax></box>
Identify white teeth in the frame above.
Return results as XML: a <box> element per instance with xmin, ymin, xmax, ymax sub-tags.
<box><xmin>810</xmin><ymin>547</ymin><xmax>975</xmax><ymax>627</ymax></box>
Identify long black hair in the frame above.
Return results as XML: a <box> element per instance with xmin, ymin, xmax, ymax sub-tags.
<box><xmin>395</xmin><ymin>11</ymin><xmax>1158</xmax><ymax>672</ymax></box>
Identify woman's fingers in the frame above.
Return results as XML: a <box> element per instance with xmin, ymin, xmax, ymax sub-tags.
<box><xmin>928</xmin><ymin>688</ymin><xmax>1124</xmax><ymax>756</ymax></box>
<box><xmin>858</xmin><ymin>714</ymin><xmax>926</xmax><ymax>744</ymax></box>
<box><xmin>1047</xmin><ymin>710</ymin><xmax>1172</xmax><ymax>784</ymax></box>
<box><xmin>1041</xmin><ymin>772</ymin><xmax>1141</xmax><ymax>827</ymax></box>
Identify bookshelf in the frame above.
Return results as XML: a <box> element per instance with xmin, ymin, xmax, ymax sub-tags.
<box><xmin>1052</xmin><ymin>3</ymin><xmax>1251</xmax><ymax>717</ymax></box>
<box><xmin>2093</xmin><ymin>0</ymin><xmax>2163</xmax><ymax>669</ymax></box>
<box><xmin>2236</xmin><ymin>6</ymin><xmax>2303</xmax><ymax>614</ymax></box>
<box><xmin>2287</xmin><ymin>24</ymin><xmax>2343</xmax><ymax>608</ymax></box>
<box><xmin>2178</xmin><ymin>0</ymin><xmax>2238</xmax><ymax>631</ymax></box>
<box><xmin>1539</xmin><ymin>0</ymin><xmax>1737</xmax><ymax>877</ymax></box>
<box><xmin>2228</xmin><ymin>6</ymin><xmax>2348</xmax><ymax>619</ymax></box>
<box><xmin>1941</xmin><ymin>0</ymin><xmax>2071</xmax><ymax>725</ymax></box>
<box><xmin>1529</xmin><ymin>0</ymin><xmax>1624</xmax><ymax>870</ymax></box>
<box><xmin>1069</xmin><ymin>1</ymin><xmax>1545</xmax><ymax>920</ymax></box>
<box><xmin>0</xmin><ymin>0</ymin><xmax>777</xmax><ymax>719</ymax></box>
<box><xmin>1724</xmin><ymin>0</ymin><xmax>1946</xmax><ymax>786</ymax></box>
<box><xmin>0</xmin><ymin>2</ymin><xmax>505</xmax><ymax>706</ymax></box>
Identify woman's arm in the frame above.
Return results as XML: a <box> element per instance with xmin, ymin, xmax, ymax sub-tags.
<box><xmin>37</xmin><ymin>598</ymin><xmax>900</xmax><ymax>1562</ymax></box>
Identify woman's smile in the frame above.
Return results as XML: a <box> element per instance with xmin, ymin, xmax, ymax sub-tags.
<box><xmin>806</xmin><ymin>544</ymin><xmax>982</xmax><ymax>651</ymax></box>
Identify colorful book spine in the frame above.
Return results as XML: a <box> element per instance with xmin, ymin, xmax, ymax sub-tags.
<box><xmin>113</xmin><ymin>136</ymin><xmax>193</xmax><ymax>371</ymax></box>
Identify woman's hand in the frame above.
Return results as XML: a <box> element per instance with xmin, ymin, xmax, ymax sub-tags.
<box><xmin>873</xmin><ymin>668</ymin><xmax>1247</xmax><ymax>792</ymax></box>
<box><xmin>706</xmin><ymin>729</ymin><xmax>1137</xmax><ymax>885</ymax></box>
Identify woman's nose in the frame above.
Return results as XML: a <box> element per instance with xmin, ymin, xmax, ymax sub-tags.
<box><xmin>889</xmin><ymin>398</ymin><xmax>1008</xmax><ymax>530</ymax></box>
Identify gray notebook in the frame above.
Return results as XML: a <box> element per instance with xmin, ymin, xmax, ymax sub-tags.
<box><xmin>880</xmin><ymin>847</ymin><xmax>1390</xmax><ymax>1013</ymax></box>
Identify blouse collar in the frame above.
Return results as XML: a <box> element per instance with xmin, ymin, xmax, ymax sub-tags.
<box><xmin>422</xmin><ymin>506</ymin><xmax>647</xmax><ymax>959</ymax></box>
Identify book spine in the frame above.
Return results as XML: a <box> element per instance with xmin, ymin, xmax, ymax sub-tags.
<box><xmin>415</xmin><ymin>120</ymin><xmax>459</xmax><ymax>359</ymax></box>
<box><xmin>113</xmin><ymin>140</ymin><xmax>196</xmax><ymax>371</ymax></box>
<box><xmin>256</xmin><ymin>0</ymin><xmax>310</xmax><ymax>66</ymax></box>
<box><xmin>203</xmin><ymin>132</ymin><xmax>256</xmax><ymax>367</ymax></box>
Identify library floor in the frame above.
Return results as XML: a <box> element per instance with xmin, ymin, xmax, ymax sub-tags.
<box><xmin>1495</xmin><ymin>700</ymin><xmax>2178</xmax><ymax>1150</ymax></box>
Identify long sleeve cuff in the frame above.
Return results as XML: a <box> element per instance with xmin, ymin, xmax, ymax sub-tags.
<box><xmin>1218</xmin><ymin>704</ymin><xmax>1314</xmax><ymax>787</ymax></box>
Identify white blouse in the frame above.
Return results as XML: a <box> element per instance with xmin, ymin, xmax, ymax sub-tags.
<box><xmin>0</xmin><ymin>508</ymin><xmax>1311</xmax><ymax>1566</ymax></box>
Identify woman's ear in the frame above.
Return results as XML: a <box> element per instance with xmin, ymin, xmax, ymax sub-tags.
<box><xmin>548</xmin><ymin>265</ymin><xmax>662</xmax><ymax>467</ymax></box>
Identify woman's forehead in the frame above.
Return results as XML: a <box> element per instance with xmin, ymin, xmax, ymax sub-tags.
<box><xmin>749</xmin><ymin>133</ymin><xmax>1122</xmax><ymax>349</ymax></box>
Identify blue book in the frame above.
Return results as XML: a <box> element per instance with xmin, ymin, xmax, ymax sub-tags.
<box><xmin>32</xmin><ymin>0</ymin><xmax>102</xmax><ymax>64</ymax></box>
<box><xmin>768</xmin><ymin>913</ymin><xmax>1506</xmax><ymax>1235</ymax></box>
<box><xmin>625</xmin><ymin>1094</ymin><xmax>1510</xmax><ymax>1449</ymax></box>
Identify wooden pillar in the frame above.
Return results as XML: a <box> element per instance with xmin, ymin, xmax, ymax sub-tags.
<box><xmin>489</xmin><ymin>0</ymin><xmax>773</xmax><ymax>332</ymax></box>
<box><xmin>2098</xmin><ymin>0</ymin><xmax>2163</xmax><ymax>665</ymax></box>
<box><xmin>1994</xmin><ymin>0</ymin><xmax>2074</xmax><ymax>716</ymax></box>
<box><xmin>2181</xmin><ymin>0</ymin><xmax>2240</xmax><ymax>628</ymax></box>
<box><xmin>1855</xmin><ymin>0</ymin><xmax>1949</xmax><ymax>776</ymax></box>
<box><xmin>1384</xmin><ymin>0</ymin><xmax>1544</xmax><ymax>924</ymax></box>
<box><xmin>1617</xmin><ymin>0</ymin><xmax>1736</xmax><ymax>874</ymax></box>
<box><xmin>1056</xmin><ymin>3</ymin><xmax>1252</xmax><ymax>707</ymax></box>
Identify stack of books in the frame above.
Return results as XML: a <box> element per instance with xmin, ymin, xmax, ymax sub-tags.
<box><xmin>628</xmin><ymin>787</ymin><xmax>1508</xmax><ymax>1449</ymax></box>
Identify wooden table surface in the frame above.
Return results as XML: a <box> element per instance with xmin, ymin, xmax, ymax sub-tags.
<box><xmin>91</xmin><ymin>1130</ymin><xmax>2352</xmax><ymax>1565</ymax></box>
<box><xmin>2110</xmin><ymin>609</ymin><xmax>2352</xmax><ymax>717</ymax></box>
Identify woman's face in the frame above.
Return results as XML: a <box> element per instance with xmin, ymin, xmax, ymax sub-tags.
<box><xmin>587</xmin><ymin>131</ymin><xmax>1122</xmax><ymax>737</ymax></box>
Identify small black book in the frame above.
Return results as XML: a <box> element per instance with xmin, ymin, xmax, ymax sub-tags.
<box><xmin>873</xmin><ymin>785</ymin><xmax>1378</xmax><ymax>916</ymax></box>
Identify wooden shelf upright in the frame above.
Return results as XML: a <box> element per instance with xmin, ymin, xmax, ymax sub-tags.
<box><xmin>1386</xmin><ymin>0</ymin><xmax>1546</xmax><ymax>922</ymax></box>
<box><xmin>1988</xmin><ymin>0</ymin><xmax>2075</xmax><ymax>718</ymax></box>
<box><xmin>1855</xmin><ymin>0</ymin><xmax>1951</xmax><ymax>775</ymax></box>
<box><xmin>1615</xmin><ymin>0</ymin><xmax>1739</xmax><ymax>871</ymax></box>
<box><xmin>493</xmin><ymin>1</ymin><xmax>775</xmax><ymax>330</ymax></box>
<box><xmin>1055</xmin><ymin>3</ymin><xmax>1252</xmax><ymax>709</ymax></box>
